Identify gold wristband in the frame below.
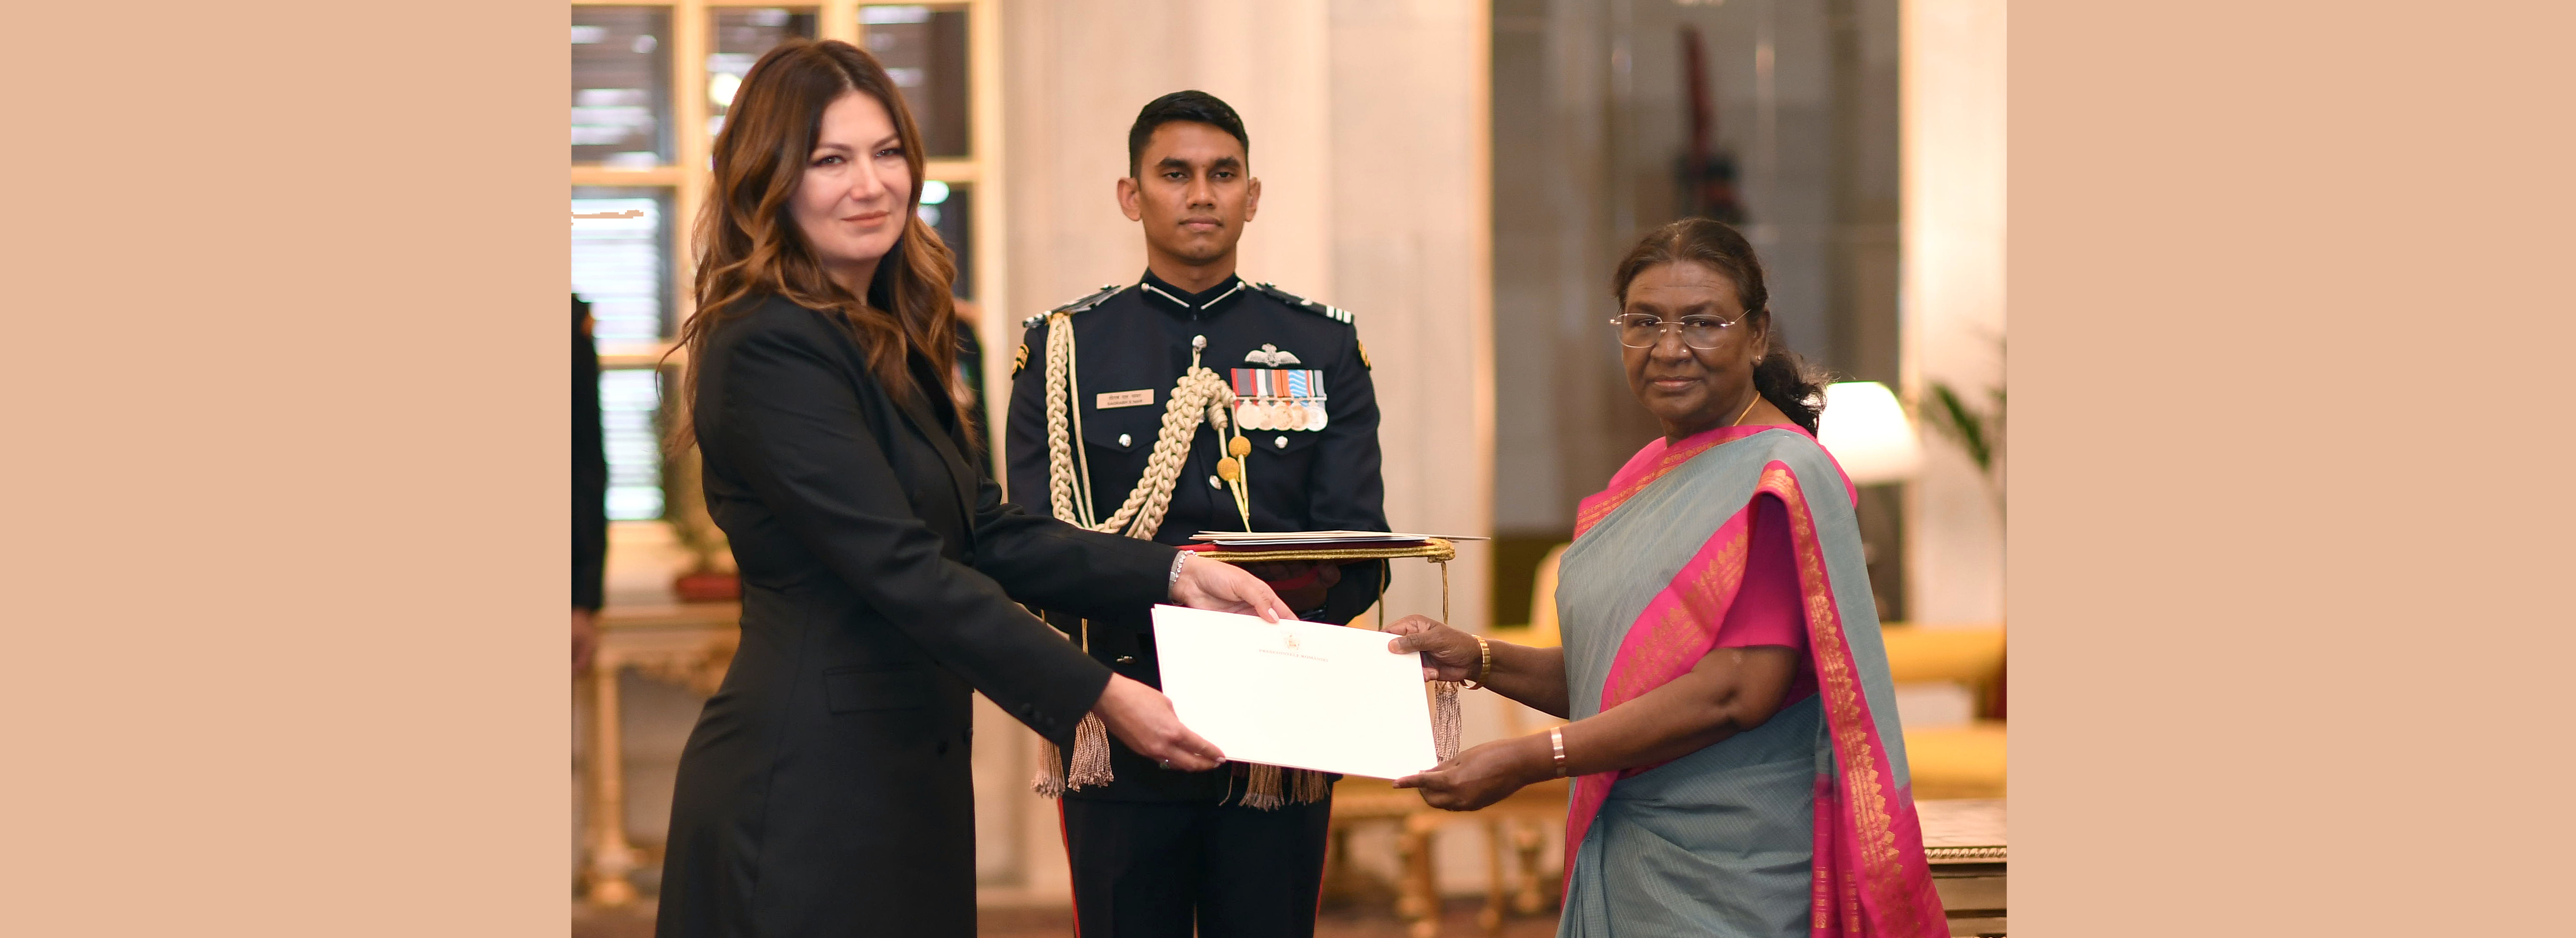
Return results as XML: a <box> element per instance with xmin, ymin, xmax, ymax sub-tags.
<box><xmin>1549</xmin><ymin>726</ymin><xmax>1568</xmax><ymax>777</ymax></box>
<box><xmin>1461</xmin><ymin>636</ymin><xmax>1492</xmax><ymax>689</ymax></box>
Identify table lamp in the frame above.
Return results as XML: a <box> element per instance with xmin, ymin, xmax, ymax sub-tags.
<box><xmin>1815</xmin><ymin>381</ymin><xmax>1921</xmax><ymax>484</ymax></box>
<box><xmin>1815</xmin><ymin>380</ymin><xmax>1919</xmax><ymax>622</ymax></box>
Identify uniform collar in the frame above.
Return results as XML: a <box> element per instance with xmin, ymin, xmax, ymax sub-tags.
<box><xmin>1138</xmin><ymin>269</ymin><xmax>1250</xmax><ymax>317</ymax></box>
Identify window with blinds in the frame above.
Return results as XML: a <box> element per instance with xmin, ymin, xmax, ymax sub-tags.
<box><xmin>599</xmin><ymin>367</ymin><xmax>670</xmax><ymax>521</ymax></box>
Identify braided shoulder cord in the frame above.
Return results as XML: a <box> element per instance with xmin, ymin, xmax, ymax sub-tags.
<box><xmin>1043</xmin><ymin>311</ymin><xmax>1108</xmax><ymax>531</ymax></box>
<box><xmin>1042</xmin><ymin>312</ymin><xmax>1240</xmax><ymax>541</ymax></box>
<box><xmin>1034</xmin><ymin>311</ymin><xmax>1251</xmax><ymax>798</ymax></box>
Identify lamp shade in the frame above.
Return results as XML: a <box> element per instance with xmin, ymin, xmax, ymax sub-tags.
<box><xmin>1814</xmin><ymin>381</ymin><xmax>1921</xmax><ymax>485</ymax></box>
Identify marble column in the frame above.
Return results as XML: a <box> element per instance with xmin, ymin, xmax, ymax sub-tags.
<box><xmin>1901</xmin><ymin>0</ymin><xmax>2005</xmax><ymax>625</ymax></box>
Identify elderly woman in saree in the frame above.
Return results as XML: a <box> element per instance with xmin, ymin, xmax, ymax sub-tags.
<box><xmin>1388</xmin><ymin>218</ymin><xmax>1947</xmax><ymax>937</ymax></box>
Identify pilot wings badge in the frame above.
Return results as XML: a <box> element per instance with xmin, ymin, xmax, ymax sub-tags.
<box><xmin>1243</xmin><ymin>344</ymin><xmax>1302</xmax><ymax>367</ymax></box>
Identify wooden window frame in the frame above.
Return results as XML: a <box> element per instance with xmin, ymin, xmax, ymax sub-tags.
<box><xmin>575</xmin><ymin>0</ymin><xmax>1011</xmax><ymax>529</ymax></box>
<box><xmin>573</xmin><ymin>0</ymin><xmax>1007</xmax><ymax>374</ymax></box>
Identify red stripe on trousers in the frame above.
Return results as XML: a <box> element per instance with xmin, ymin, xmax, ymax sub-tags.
<box><xmin>1058</xmin><ymin>801</ymin><xmax>1081</xmax><ymax>938</ymax></box>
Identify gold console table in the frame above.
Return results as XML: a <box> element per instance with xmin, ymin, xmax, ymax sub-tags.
<box><xmin>578</xmin><ymin>601</ymin><xmax>741</xmax><ymax>907</ymax></box>
<box><xmin>1917</xmin><ymin>798</ymin><xmax>2007</xmax><ymax>936</ymax></box>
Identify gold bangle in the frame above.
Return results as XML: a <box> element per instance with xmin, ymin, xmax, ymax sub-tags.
<box><xmin>1549</xmin><ymin>726</ymin><xmax>1568</xmax><ymax>777</ymax></box>
<box><xmin>1461</xmin><ymin>635</ymin><xmax>1492</xmax><ymax>689</ymax></box>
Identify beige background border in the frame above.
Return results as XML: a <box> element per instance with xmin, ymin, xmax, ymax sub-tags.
<box><xmin>2010</xmin><ymin>0</ymin><xmax>2574</xmax><ymax>933</ymax></box>
<box><xmin>7</xmin><ymin>0</ymin><xmax>568</xmax><ymax>933</ymax></box>
<box><xmin>9</xmin><ymin>0</ymin><xmax>2572</xmax><ymax>934</ymax></box>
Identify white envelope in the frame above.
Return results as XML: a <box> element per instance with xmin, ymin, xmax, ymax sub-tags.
<box><xmin>1149</xmin><ymin>605</ymin><xmax>1440</xmax><ymax>780</ymax></box>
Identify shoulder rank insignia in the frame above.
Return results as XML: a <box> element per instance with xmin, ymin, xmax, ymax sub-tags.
<box><xmin>1251</xmin><ymin>282</ymin><xmax>1356</xmax><ymax>326</ymax></box>
<box><xmin>1357</xmin><ymin>340</ymin><xmax>1372</xmax><ymax>371</ymax></box>
<box><xmin>1011</xmin><ymin>342</ymin><xmax>1029</xmax><ymax>378</ymax></box>
<box><xmin>1020</xmin><ymin>283</ymin><xmax>1126</xmax><ymax>330</ymax></box>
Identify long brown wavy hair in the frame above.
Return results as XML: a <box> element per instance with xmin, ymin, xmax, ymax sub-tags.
<box><xmin>662</xmin><ymin>39</ymin><xmax>969</xmax><ymax>457</ymax></box>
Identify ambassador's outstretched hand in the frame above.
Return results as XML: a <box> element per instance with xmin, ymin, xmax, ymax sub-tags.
<box><xmin>1167</xmin><ymin>552</ymin><xmax>1298</xmax><ymax>622</ymax></box>
<box><xmin>1238</xmin><ymin>560</ymin><xmax>1342</xmax><ymax>615</ymax></box>
<box><xmin>1093</xmin><ymin>673</ymin><xmax>1226</xmax><ymax>771</ymax></box>
<box><xmin>1085</xmin><ymin>552</ymin><xmax>1295</xmax><ymax>773</ymax></box>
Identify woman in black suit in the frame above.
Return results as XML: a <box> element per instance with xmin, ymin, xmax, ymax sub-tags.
<box><xmin>652</xmin><ymin>41</ymin><xmax>1291</xmax><ymax>937</ymax></box>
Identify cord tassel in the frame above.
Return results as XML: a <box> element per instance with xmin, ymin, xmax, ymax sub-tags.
<box><xmin>1431</xmin><ymin>682</ymin><xmax>1463</xmax><ymax>762</ymax></box>
<box><xmin>1067</xmin><ymin>712</ymin><xmax>1113</xmax><ymax>789</ymax></box>
<box><xmin>1242</xmin><ymin>763</ymin><xmax>1285</xmax><ymax>810</ymax></box>
<box><xmin>1029</xmin><ymin>710</ymin><xmax>1116</xmax><ymax>797</ymax></box>
<box><xmin>1291</xmin><ymin>767</ymin><xmax>1331</xmax><ymax>804</ymax></box>
<box><xmin>1030</xmin><ymin>736</ymin><xmax>1065</xmax><ymax>797</ymax></box>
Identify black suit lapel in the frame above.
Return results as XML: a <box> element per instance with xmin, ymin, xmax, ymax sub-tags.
<box><xmin>885</xmin><ymin>380</ymin><xmax>982</xmax><ymax>543</ymax></box>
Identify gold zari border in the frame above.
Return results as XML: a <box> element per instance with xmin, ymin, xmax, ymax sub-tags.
<box><xmin>1760</xmin><ymin>466</ymin><xmax>1929</xmax><ymax>938</ymax></box>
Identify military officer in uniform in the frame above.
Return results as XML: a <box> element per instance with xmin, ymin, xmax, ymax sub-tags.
<box><xmin>1005</xmin><ymin>90</ymin><xmax>1388</xmax><ymax>938</ymax></box>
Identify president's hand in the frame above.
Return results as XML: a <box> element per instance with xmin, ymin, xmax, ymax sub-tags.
<box><xmin>1384</xmin><ymin>614</ymin><xmax>1480</xmax><ymax>682</ymax></box>
<box><xmin>1169</xmin><ymin>552</ymin><xmax>1296</xmax><ymax>622</ymax></box>
<box><xmin>1394</xmin><ymin>734</ymin><xmax>1549</xmax><ymax>811</ymax></box>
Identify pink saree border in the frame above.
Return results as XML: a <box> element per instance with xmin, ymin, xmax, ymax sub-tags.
<box><xmin>1765</xmin><ymin>464</ymin><xmax>1945</xmax><ymax>938</ymax></box>
<box><xmin>1573</xmin><ymin>424</ymin><xmax>1779</xmax><ymax>540</ymax></box>
<box><xmin>1558</xmin><ymin>456</ymin><xmax>1945</xmax><ymax>937</ymax></box>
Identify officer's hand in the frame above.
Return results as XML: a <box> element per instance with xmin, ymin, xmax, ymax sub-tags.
<box><xmin>1169</xmin><ymin>552</ymin><xmax>1296</xmax><ymax>622</ymax></box>
<box><xmin>1393</xmin><ymin>735</ymin><xmax>1547</xmax><ymax>811</ymax></box>
<box><xmin>1385</xmin><ymin>614</ymin><xmax>1480</xmax><ymax>682</ymax></box>
<box><xmin>1092</xmin><ymin>674</ymin><xmax>1225</xmax><ymax>772</ymax></box>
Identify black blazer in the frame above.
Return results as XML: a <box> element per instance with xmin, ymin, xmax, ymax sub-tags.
<box><xmin>574</xmin><ymin>295</ymin><xmax>607</xmax><ymax>610</ymax></box>
<box><xmin>655</xmin><ymin>296</ymin><xmax>1176</xmax><ymax>938</ymax></box>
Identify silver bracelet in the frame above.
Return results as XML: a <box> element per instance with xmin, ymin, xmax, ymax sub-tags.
<box><xmin>1168</xmin><ymin>550</ymin><xmax>1189</xmax><ymax>586</ymax></box>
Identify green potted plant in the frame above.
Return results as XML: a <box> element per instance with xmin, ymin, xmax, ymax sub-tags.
<box><xmin>1918</xmin><ymin>337</ymin><xmax>2006</xmax><ymax>718</ymax></box>
<box><xmin>1921</xmin><ymin>337</ymin><xmax>2006</xmax><ymax>520</ymax></box>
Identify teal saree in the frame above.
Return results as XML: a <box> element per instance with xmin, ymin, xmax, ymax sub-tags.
<box><xmin>1554</xmin><ymin>424</ymin><xmax>1946</xmax><ymax>938</ymax></box>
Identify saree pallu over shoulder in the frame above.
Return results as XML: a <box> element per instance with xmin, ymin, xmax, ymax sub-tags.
<box><xmin>1554</xmin><ymin>427</ymin><xmax>1945</xmax><ymax>938</ymax></box>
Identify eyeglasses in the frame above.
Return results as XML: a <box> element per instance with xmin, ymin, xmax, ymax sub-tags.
<box><xmin>1610</xmin><ymin>313</ymin><xmax>1745</xmax><ymax>350</ymax></box>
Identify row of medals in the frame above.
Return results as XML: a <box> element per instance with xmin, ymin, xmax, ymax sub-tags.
<box><xmin>1234</xmin><ymin>397</ymin><xmax>1328</xmax><ymax>432</ymax></box>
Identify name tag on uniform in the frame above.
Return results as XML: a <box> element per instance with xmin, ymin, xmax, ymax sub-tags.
<box><xmin>1096</xmin><ymin>389</ymin><xmax>1155</xmax><ymax>409</ymax></box>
